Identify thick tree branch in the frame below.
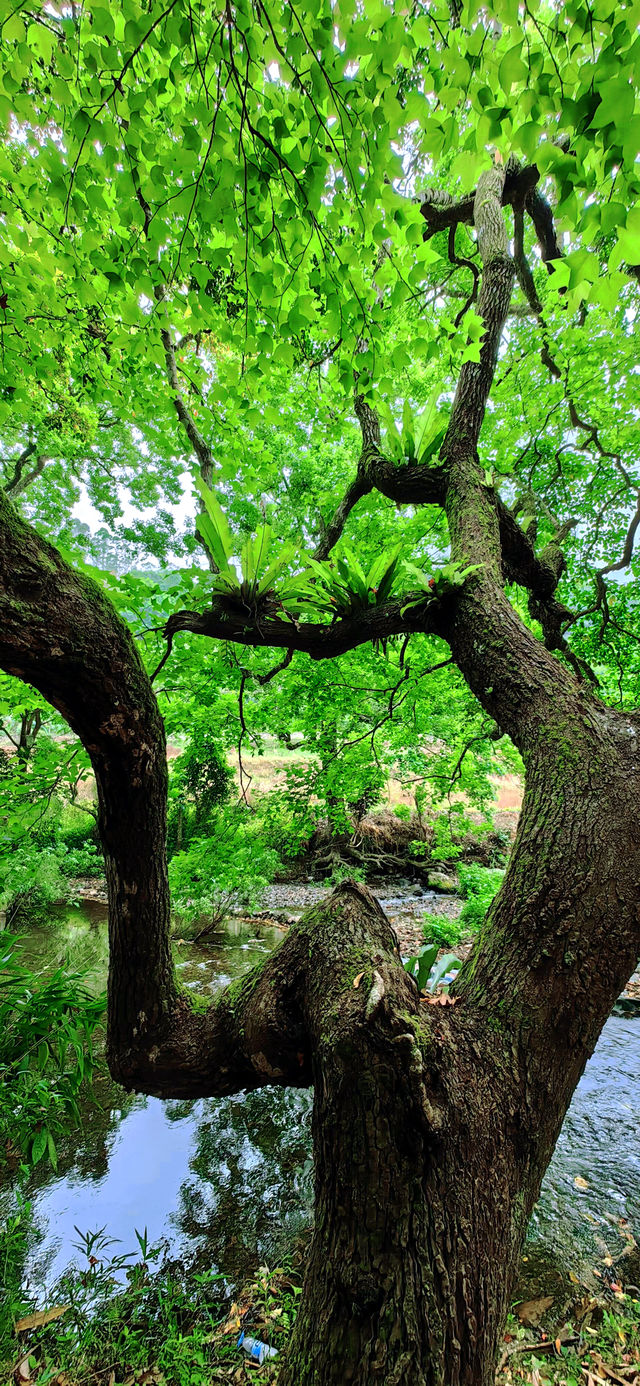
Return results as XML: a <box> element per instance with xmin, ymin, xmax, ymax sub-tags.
<box><xmin>496</xmin><ymin>498</ymin><xmax>565</xmax><ymax>597</ymax></box>
<box><xmin>432</xmin><ymin>163</ymin><xmax>585</xmax><ymax>747</ymax></box>
<box><xmin>526</xmin><ymin>184</ymin><xmax>564</xmax><ymax>266</ymax></box>
<box><xmin>165</xmin><ymin>594</ymin><xmax>438</xmax><ymax>660</ymax></box>
<box><xmin>3</xmin><ymin>443</ymin><xmax>49</xmax><ymax>498</ymax></box>
<box><xmin>419</xmin><ymin>163</ymin><xmax>539</xmax><ymax>237</ymax></box>
<box><xmin>512</xmin><ymin>201</ymin><xmax>562</xmax><ymax>380</ymax></box>
<box><xmin>0</xmin><ymin>487</ymin><xmax>177</xmax><ymax>1056</ymax></box>
<box><xmin>113</xmin><ymin>880</ymin><xmax>423</xmax><ymax>1100</ymax></box>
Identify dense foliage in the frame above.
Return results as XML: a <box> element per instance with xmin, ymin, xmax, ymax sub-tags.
<box><xmin>2</xmin><ymin>0</ymin><xmax>639</xmax><ymax>819</ymax></box>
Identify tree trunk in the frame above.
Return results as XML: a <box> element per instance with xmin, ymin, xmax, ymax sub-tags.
<box><xmin>17</xmin><ymin>708</ymin><xmax>41</xmax><ymax>765</ymax></box>
<box><xmin>2</xmin><ymin>481</ymin><xmax>640</xmax><ymax>1383</ymax></box>
<box><xmin>279</xmin><ymin>700</ymin><xmax>640</xmax><ymax>1385</ymax></box>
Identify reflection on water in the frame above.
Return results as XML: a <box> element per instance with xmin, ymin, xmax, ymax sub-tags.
<box><xmin>3</xmin><ymin>902</ymin><xmax>640</xmax><ymax>1293</ymax></box>
<box><xmin>4</xmin><ymin>905</ymin><xmax>313</xmax><ymax>1295</ymax></box>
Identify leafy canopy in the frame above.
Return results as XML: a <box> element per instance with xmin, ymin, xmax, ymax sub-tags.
<box><xmin>1</xmin><ymin>0</ymin><xmax>640</xmax><ymax>831</ymax></box>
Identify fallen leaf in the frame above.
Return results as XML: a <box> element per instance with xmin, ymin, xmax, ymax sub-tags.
<box><xmin>574</xmin><ymin>1176</ymin><xmax>590</xmax><ymax>1190</ymax></box>
<box><xmin>15</xmin><ymin>1306</ymin><xmax>69</xmax><ymax>1333</ymax></box>
<box><xmin>353</xmin><ymin>972</ymin><xmax>364</xmax><ymax>989</ymax></box>
<box><xmin>516</xmin><ymin>1294</ymin><xmax>554</xmax><ymax>1327</ymax></box>
<box><xmin>592</xmin><ymin>1353</ymin><xmax>636</xmax><ymax>1384</ymax></box>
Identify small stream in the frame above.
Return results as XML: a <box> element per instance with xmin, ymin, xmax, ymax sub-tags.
<box><xmin>3</xmin><ymin>892</ymin><xmax>640</xmax><ymax>1299</ymax></box>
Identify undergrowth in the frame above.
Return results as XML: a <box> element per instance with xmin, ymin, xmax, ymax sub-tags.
<box><xmin>423</xmin><ymin>863</ymin><xmax>506</xmax><ymax>948</ymax></box>
<box><xmin>497</xmin><ymin>1296</ymin><xmax>640</xmax><ymax>1384</ymax></box>
<box><xmin>2</xmin><ymin>1202</ymin><xmax>639</xmax><ymax>1386</ymax></box>
<box><xmin>1</xmin><ymin>1211</ymin><xmax>301</xmax><ymax>1386</ymax></box>
<box><xmin>0</xmin><ymin>934</ymin><xmax>104</xmax><ymax>1170</ymax></box>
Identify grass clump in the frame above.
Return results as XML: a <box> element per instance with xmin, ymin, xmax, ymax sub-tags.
<box><xmin>1</xmin><ymin>1212</ymin><xmax>302</xmax><ymax>1385</ymax></box>
<box><xmin>0</xmin><ymin>933</ymin><xmax>104</xmax><ymax>1171</ymax></box>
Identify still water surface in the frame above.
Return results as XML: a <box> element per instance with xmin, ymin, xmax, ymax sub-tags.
<box><xmin>5</xmin><ymin>899</ymin><xmax>640</xmax><ymax>1295</ymax></box>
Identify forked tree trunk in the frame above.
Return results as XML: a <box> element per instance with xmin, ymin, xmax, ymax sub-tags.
<box><xmin>277</xmin><ymin>698</ymin><xmax>640</xmax><ymax>1386</ymax></box>
<box><xmin>2</xmin><ymin>477</ymin><xmax>640</xmax><ymax>1386</ymax></box>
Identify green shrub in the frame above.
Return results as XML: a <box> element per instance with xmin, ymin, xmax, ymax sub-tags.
<box><xmin>254</xmin><ymin>786</ymin><xmax>319</xmax><ymax>861</ymax></box>
<box><xmin>58</xmin><ymin>842</ymin><xmax>103</xmax><ymax>878</ymax></box>
<box><xmin>457</xmin><ymin>864</ymin><xmax>505</xmax><ymax>933</ymax></box>
<box><xmin>0</xmin><ymin>843</ymin><xmax>70</xmax><ymax>925</ymax></box>
<box><xmin>0</xmin><ymin>934</ymin><xmax>105</xmax><ymax>1170</ymax></box>
<box><xmin>422</xmin><ymin>912</ymin><xmax>467</xmax><ymax>948</ymax></box>
<box><xmin>59</xmin><ymin>814</ymin><xmax>99</xmax><ymax>852</ymax></box>
<box><xmin>169</xmin><ymin>804</ymin><xmax>279</xmax><ymax>937</ymax></box>
<box><xmin>329</xmin><ymin>862</ymin><xmax>365</xmax><ymax>888</ymax></box>
<box><xmin>167</xmin><ymin>730</ymin><xmax>232</xmax><ymax>856</ymax></box>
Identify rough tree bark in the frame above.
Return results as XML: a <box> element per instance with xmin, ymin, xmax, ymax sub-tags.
<box><xmin>2</xmin><ymin>159</ymin><xmax>640</xmax><ymax>1386</ymax></box>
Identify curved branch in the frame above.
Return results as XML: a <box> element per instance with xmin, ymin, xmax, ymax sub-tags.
<box><xmin>3</xmin><ymin>443</ymin><xmax>49</xmax><ymax>498</ymax></box>
<box><xmin>314</xmin><ymin>473</ymin><xmax>373</xmax><ymax>561</ymax></box>
<box><xmin>0</xmin><ymin>487</ymin><xmax>176</xmax><ymax>1059</ymax></box>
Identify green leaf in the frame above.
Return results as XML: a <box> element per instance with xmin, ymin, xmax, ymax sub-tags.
<box><xmin>2</xmin><ymin>14</ymin><xmax>26</xmax><ymax>42</ymax></box>
<box><xmin>428</xmin><ymin>952</ymin><xmax>462</xmax><ymax>993</ymax></box>
<box><xmin>590</xmin><ymin>78</ymin><xmax>635</xmax><ymax>131</ymax></box>
<box><xmin>31</xmin><ymin>1127</ymin><xmax>47</xmax><ymax>1165</ymax></box>
<box><xmin>47</xmin><ymin>1130</ymin><xmax>58</xmax><ymax>1171</ymax></box>
<box><xmin>499</xmin><ymin>44</ymin><xmax>527</xmax><ymax>95</ymax></box>
<box><xmin>403</xmin><ymin>943</ymin><xmax>439</xmax><ymax>992</ymax></box>
<box><xmin>401</xmin><ymin>398</ymin><xmax>415</xmax><ymax>457</ymax></box>
<box><xmin>194</xmin><ymin>479</ymin><xmax>235</xmax><ymax>575</ymax></box>
<box><xmin>419</xmin><ymin>424</ymin><xmax>447</xmax><ymax>465</ymax></box>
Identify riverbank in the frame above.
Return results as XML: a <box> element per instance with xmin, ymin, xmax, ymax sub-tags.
<box><xmin>4</xmin><ymin>1243</ymin><xmax>640</xmax><ymax>1386</ymax></box>
<box><xmin>69</xmin><ymin>873</ymin><xmax>640</xmax><ymax>1005</ymax></box>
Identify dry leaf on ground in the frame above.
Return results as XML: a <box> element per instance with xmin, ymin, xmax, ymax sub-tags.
<box><xmin>15</xmin><ymin>1306</ymin><xmax>69</xmax><ymax>1333</ymax></box>
<box><xmin>516</xmin><ymin>1295</ymin><xmax>554</xmax><ymax>1327</ymax></box>
<box><xmin>592</xmin><ymin>1354</ymin><xmax>639</xmax><ymax>1384</ymax></box>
